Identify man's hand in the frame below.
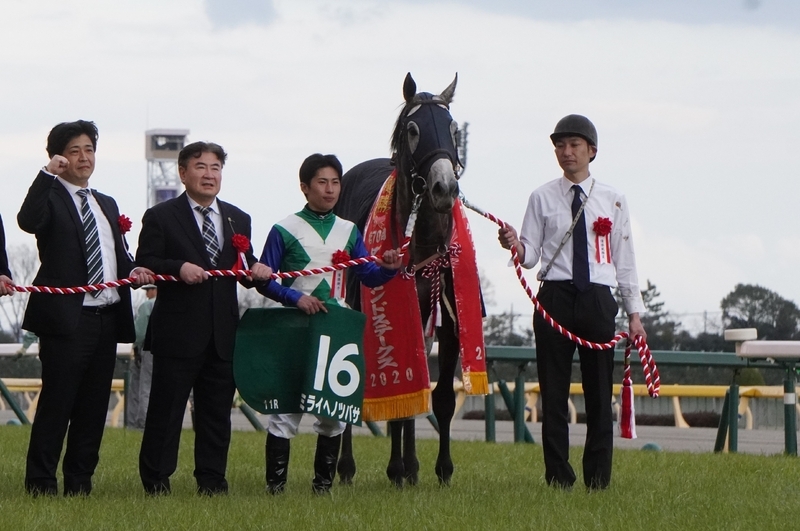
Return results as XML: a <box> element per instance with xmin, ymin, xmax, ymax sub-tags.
<box><xmin>131</xmin><ymin>267</ymin><xmax>155</xmax><ymax>286</ymax></box>
<box><xmin>179</xmin><ymin>262</ymin><xmax>208</xmax><ymax>285</ymax></box>
<box><xmin>628</xmin><ymin>313</ymin><xmax>647</xmax><ymax>345</ymax></box>
<box><xmin>246</xmin><ymin>262</ymin><xmax>273</xmax><ymax>282</ymax></box>
<box><xmin>0</xmin><ymin>275</ymin><xmax>15</xmax><ymax>296</ymax></box>
<box><xmin>498</xmin><ymin>223</ymin><xmax>526</xmax><ymax>262</ymax></box>
<box><xmin>376</xmin><ymin>248</ymin><xmax>402</xmax><ymax>270</ymax></box>
<box><xmin>296</xmin><ymin>295</ymin><xmax>327</xmax><ymax>315</ymax></box>
<box><xmin>45</xmin><ymin>155</ymin><xmax>69</xmax><ymax>175</ymax></box>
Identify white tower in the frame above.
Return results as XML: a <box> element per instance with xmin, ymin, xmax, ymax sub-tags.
<box><xmin>145</xmin><ymin>129</ymin><xmax>190</xmax><ymax>208</ymax></box>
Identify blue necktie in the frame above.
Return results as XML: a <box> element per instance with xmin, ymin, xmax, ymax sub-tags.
<box><xmin>77</xmin><ymin>189</ymin><xmax>104</xmax><ymax>298</ymax></box>
<box><xmin>571</xmin><ymin>185</ymin><xmax>590</xmax><ymax>291</ymax></box>
<box><xmin>196</xmin><ymin>206</ymin><xmax>220</xmax><ymax>267</ymax></box>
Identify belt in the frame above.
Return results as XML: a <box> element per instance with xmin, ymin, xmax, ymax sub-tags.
<box><xmin>81</xmin><ymin>303</ymin><xmax>119</xmax><ymax>315</ymax></box>
<box><xmin>541</xmin><ymin>280</ymin><xmax>607</xmax><ymax>288</ymax></box>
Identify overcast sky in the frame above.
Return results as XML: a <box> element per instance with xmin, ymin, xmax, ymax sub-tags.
<box><xmin>1</xmin><ymin>0</ymin><xmax>798</xmax><ymax>330</ymax></box>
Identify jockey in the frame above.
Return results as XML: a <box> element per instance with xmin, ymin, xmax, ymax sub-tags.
<box><xmin>257</xmin><ymin>153</ymin><xmax>402</xmax><ymax>495</ymax></box>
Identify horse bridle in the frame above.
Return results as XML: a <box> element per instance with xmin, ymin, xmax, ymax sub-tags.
<box><xmin>396</xmin><ymin>97</ymin><xmax>462</xmax><ymax>187</ymax></box>
<box><xmin>393</xmin><ymin>95</ymin><xmax>461</xmax><ymax>274</ymax></box>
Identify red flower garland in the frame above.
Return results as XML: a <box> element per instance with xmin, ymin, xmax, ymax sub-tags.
<box><xmin>592</xmin><ymin>217</ymin><xmax>612</xmax><ymax>236</ymax></box>
<box><xmin>332</xmin><ymin>250</ymin><xmax>351</xmax><ymax>264</ymax></box>
<box><xmin>118</xmin><ymin>215</ymin><xmax>132</xmax><ymax>234</ymax></box>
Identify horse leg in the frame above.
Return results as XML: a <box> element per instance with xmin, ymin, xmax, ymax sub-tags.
<box><xmin>433</xmin><ymin>302</ymin><xmax>459</xmax><ymax>486</ymax></box>
<box><xmin>402</xmin><ymin>418</ymin><xmax>419</xmax><ymax>485</ymax></box>
<box><xmin>337</xmin><ymin>424</ymin><xmax>356</xmax><ymax>485</ymax></box>
<box><xmin>386</xmin><ymin>419</ymin><xmax>405</xmax><ymax>488</ymax></box>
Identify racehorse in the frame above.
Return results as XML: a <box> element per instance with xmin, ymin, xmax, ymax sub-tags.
<box><xmin>334</xmin><ymin>73</ymin><xmax>466</xmax><ymax>487</ymax></box>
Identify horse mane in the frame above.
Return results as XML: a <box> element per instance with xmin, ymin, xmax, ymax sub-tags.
<box><xmin>389</xmin><ymin>102</ymin><xmax>409</xmax><ymax>156</ymax></box>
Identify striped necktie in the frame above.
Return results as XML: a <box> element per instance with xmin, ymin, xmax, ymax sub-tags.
<box><xmin>76</xmin><ymin>189</ymin><xmax>104</xmax><ymax>298</ymax></box>
<box><xmin>195</xmin><ymin>206</ymin><xmax>221</xmax><ymax>267</ymax></box>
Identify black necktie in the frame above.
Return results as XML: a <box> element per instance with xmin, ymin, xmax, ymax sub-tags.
<box><xmin>195</xmin><ymin>206</ymin><xmax>221</xmax><ymax>266</ymax></box>
<box><xmin>571</xmin><ymin>185</ymin><xmax>590</xmax><ymax>291</ymax></box>
<box><xmin>76</xmin><ymin>189</ymin><xmax>104</xmax><ymax>298</ymax></box>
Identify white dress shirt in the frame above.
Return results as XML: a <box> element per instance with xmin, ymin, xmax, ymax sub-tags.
<box><xmin>56</xmin><ymin>176</ymin><xmax>121</xmax><ymax>307</ymax></box>
<box><xmin>518</xmin><ymin>174</ymin><xmax>645</xmax><ymax>315</ymax></box>
<box><xmin>187</xmin><ymin>196</ymin><xmax>224</xmax><ymax>252</ymax></box>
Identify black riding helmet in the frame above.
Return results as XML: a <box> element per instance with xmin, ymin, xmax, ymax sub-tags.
<box><xmin>550</xmin><ymin>114</ymin><xmax>598</xmax><ymax>162</ymax></box>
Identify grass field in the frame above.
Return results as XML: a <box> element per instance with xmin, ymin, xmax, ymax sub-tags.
<box><xmin>0</xmin><ymin>425</ymin><xmax>798</xmax><ymax>530</ymax></box>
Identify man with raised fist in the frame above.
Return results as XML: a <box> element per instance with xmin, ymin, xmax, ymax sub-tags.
<box><xmin>19</xmin><ymin>120</ymin><xmax>153</xmax><ymax>496</ymax></box>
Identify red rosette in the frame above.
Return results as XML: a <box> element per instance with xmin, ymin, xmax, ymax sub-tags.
<box><xmin>118</xmin><ymin>214</ymin><xmax>132</xmax><ymax>234</ymax></box>
<box><xmin>231</xmin><ymin>234</ymin><xmax>251</xmax><ymax>276</ymax></box>
<box><xmin>232</xmin><ymin>233</ymin><xmax>250</xmax><ymax>253</ymax></box>
<box><xmin>332</xmin><ymin>250</ymin><xmax>351</xmax><ymax>264</ymax></box>
<box><xmin>592</xmin><ymin>217</ymin><xmax>612</xmax><ymax>236</ymax></box>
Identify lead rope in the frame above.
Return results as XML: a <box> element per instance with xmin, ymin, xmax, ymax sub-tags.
<box><xmin>459</xmin><ymin>195</ymin><xmax>660</xmax><ymax>402</ymax></box>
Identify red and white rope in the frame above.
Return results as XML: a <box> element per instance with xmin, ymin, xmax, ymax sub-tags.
<box><xmin>8</xmin><ymin>200</ymin><xmax>422</xmax><ymax>298</ymax></box>
<box><xmin>460</xmin><ymin>197</ymin><xmax>660</xmax><ymax>398</ymax></box>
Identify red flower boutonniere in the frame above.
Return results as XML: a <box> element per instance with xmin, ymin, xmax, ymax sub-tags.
<box><xmin>332</xmin><ymin>250</ymin><xmax>351</xmax><ymax>264</ymax></box>
<box><xmin>231</xmin><ymin>234</ymin><xmax>251</xmax><ymax>275</ymax></box>
<box><xmin>592</xmin><ymin>217</ymin><xmax>612</xmax><ymax>264</ymax></box>
<box><xmin>330</xmin><ymin>250</ymin><xmax>351</xmax><ymax>300</ymax></box>
<box><xmin>592</xmin><ymin>217</ymin><xmax>612</xmax><ymax>236</ymax></box>
<box><xmin>232</xmin><ymin>234</ymin><xmax>250</xmax><ymax>253</ymax></box>
<box><xmin>118</xmin><ymin>215</ymin><xmax>132</xmax><ymax>235</ymax></box>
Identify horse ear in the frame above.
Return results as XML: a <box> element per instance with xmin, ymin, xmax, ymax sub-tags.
<box><xmin>403</xmin><ymin>72</ymin><xmax>417</xmax><ymax>103</ymax></box>
<box><xmin>440</xmin><ymin>73</ymin><xmax>457</xmax><ymax>104</ymax></box>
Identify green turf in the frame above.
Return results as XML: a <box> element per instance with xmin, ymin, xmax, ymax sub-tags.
<box><xmin>0</xmin><ymin>425</ymin><xmax>798</xmax><ymax>530</ymax></box>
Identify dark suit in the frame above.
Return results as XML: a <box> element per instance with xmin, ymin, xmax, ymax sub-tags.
<box><xmin>135</xmin><ymin>192</ymin><xmax>261</xmax><ymax>494</ymax></box>
<box><xmin>0</xmin><ymin>214</ymin><xmax>11</xmax><ymax>278</ymax></box>
<box><xmin>18</xmin><ymin>170</ymin><xmax>136</xmax><ymax>496</ymax></box>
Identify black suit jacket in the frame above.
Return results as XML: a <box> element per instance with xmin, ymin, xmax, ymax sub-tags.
<box><xmin>0</xmin><ymin>215</ymin><xmax>11</xmax><ymax>279</ymax></box>
<box><xmin>135</xmin><ymin>192</ymin><xmax>261</xmax><ymax>361</ymax></box>
<box><xmin>17</xmin><ymin>171</ymin><xmax>136</xmax><ymax>339</ymax></box>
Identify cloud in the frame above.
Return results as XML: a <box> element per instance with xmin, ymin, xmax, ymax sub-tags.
<box><xmin>402</xmin><ymin>0</ymin><xmax>800</xmax><ymax>29</ymax></box>
<box><xmin>204</xmin><ymin>0</ymin><xmax>277</xmax><ymax>29</ymax></box>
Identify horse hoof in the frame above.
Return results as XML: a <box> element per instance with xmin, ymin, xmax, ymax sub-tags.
<box><xmin>337</xmin><ymin>457</ymin><xmax>356</xmax><ymax>485</ymax></box>
<box><xmin>386</xmin><ymin>462</ymin><xmax>405</xmax><ymax>489</ymax></box>
<box><xmin>435</xmin><ymin>459</ymin><xmax>454</xmax><ymax>486</ymax></box>
<box><xmin>403</xmin><ymin>458</ymin><xmax>420</xmax><ymax>486</ymax></box>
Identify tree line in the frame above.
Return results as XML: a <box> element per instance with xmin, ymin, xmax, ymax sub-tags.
<box><xmin>483</xmin><ymin>279</ymin><xmax>800</xmax><ymax>351</ymax></box>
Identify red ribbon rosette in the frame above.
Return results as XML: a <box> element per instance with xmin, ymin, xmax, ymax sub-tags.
<box><xmin>118</xmin><ymin>215</ymin><xmax>132</xmax><ymax>234</ymax></box>
<box><xmin>231</xmin><ymin>234</ymin><xmax>251</xmax><ymax>275</ymax></box>
<box><xmin>592</xmin><ymin>217</ymin><xmax>612</xmax><ymax>236</ymax></box>
<box><xmin>332</xmin><ymin>250</ymin><xmax>351</xmax><ymax>264</ymax></box>
<box><xmin>592</xmin><ymin>217</ymin><xmax>612</xmax><ymax>263</ymax></box>
<box><xmin>330</xmin><ymin>249</ymin><xmax>350</xmax><ymax>300</ymax></box>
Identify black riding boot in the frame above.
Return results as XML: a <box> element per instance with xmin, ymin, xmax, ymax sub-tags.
<box><xmin>266</xmin><ymin>433</ymin><xmax>290</xmax><ymax>495</ymax></box>
<box><xmin>312</xmin><ymin>434</ymin><xmax>341</xmax><ymax>495</ymax></box>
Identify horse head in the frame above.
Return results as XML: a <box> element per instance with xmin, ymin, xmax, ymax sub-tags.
<box><xmin>391</xmin><ymin>73</ymin><xmax>461</xmax><ymax>218</ymax></box>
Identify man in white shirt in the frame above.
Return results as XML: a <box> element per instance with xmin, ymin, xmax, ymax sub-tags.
<box><xmin>499</xmin><ymin>114</ymin><xmax>647</xmax><ymax>491</ymax></box>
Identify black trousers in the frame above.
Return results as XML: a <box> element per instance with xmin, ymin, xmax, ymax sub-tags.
<box><xmin>25</xmin><ymin>307</ymin><xmax>118</xmax><ymax>495</ymax></box>
<box><xmin>139</xmin><ymin>338</ymin><xmax>235</xmax><ymax>494</ymax></box>
<box><xmin>533</xmin><ymin>281</ymin><xmax>617</xmax><ymax>489</ymax></box>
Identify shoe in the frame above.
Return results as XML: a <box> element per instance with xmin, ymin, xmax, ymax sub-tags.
<box><xmin>26</xmin><ymin>484</ymin><xmax>57</xmax><ymax>497</ymax></box>
<box><xmin>143</xmin><ymin>481</ymin><xmax>171</xmax><ymax>496</ymax></box>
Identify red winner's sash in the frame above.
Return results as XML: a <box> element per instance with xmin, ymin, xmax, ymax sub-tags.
<box><xmin>450</xmin><ymin>199</ymin><xmax>488</xmax><ymax>395</ymax></box>
<box><xmin>360</xmin><ymin>171</ymin><xmax>487</xmax><ymax>422</ymax></box>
